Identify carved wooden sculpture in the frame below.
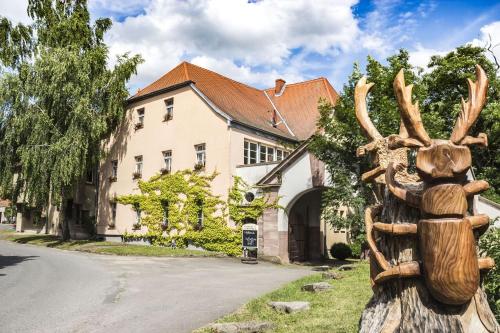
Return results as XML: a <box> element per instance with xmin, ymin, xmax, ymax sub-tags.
<box><xmin>356</xmin><ymin>65</ymin><xmax>499</xmax><ymax>332</ymax></box>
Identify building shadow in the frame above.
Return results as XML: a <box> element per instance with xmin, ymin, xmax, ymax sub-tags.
<box><xmin>0</xmin><ymin>255</ymin><xmax>38</xmax><ymax>276</ymax></box>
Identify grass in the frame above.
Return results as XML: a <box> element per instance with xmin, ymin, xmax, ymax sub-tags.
<box><xmin>0</xmin><ymin>229</ymin><xmax>224</xmax><ymax>257</ymax></box>
<box><xmin>195</xmin><ymin>262</ymin><xmax>372</xmax><ymax>333</ymax></box>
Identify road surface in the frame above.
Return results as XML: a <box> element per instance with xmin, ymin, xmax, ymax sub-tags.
<box><xmin>0</xmin><ymin>240</ymin><xmax>311</xmax><ymax>333</ymax></box>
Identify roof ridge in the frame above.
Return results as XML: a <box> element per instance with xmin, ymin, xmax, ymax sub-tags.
<box><xmin>185</xmin><ymin>62</ymin><xmax>262</xmax><ymax>92</ymax></box>
<box><xmin>263</xmin><ymin>77</ymin><xmax>329</xmax><ymax>91</ymax></box>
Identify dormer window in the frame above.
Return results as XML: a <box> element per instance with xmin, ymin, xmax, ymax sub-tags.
<box><xmin>135</xmin><ymin>108</ymin><xmax>145</xmax><ymax>130</ymax></box>
<box><xmin>164</xmin><ymin>98</ymin><xmax>174</xmax><ymax>121</ymax></box>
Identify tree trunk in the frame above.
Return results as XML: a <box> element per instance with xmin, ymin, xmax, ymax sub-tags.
<box><xmin>359</xmin><ymin>188</ymin><xmax>499</xmax><ymax>333</ymax></box>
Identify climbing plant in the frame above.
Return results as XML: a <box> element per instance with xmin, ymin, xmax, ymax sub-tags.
<box><xmin>117</xmin><ymin>171</ymin><xmax>279</xmax><ymax>256</ymax></box>
<box><xmin>227</xmin><ymin>176</ymin><xmax>281</xmax><ymax>224</ymax></box>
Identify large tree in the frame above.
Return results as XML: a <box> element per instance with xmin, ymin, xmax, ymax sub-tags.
<box><xmin>0</xmin><ymin>0</ymin><xmax>142</xmax><ymax>238</ymax></box>
<box><xmin>310</xmin><ymin>46</ymin><xmax>500</xmax><ymax>244</ymax></box>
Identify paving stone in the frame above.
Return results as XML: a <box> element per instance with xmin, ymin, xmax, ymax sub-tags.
<box><xmin>268</xmin><ymin>301</ymin><xmax>310</xmax><ymax>313</ymax></box>
<box><xmin>209</xmin><ymin>321</ymin><xmax>274</xmax><ymax>333</ymax></box>
<box><xmin>301</xmin><ymin>282</ymin><xmax>332</xmax><ymax>292</ymax></box>
<box><xmin>338</xmin><ymin>264</ymin><xmax>356</xmax><ymax>271</ymax></box>
<box><xmin>322</xmin><ymin>271</ymin><xmax>343</xmax><ymax>280</ymax></box>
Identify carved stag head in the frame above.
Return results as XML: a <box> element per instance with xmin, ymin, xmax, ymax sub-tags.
<box><xmin>355</xmin><ymin>65</ymin><xmax>489</xmax><ymax>183</ymax></box>
<box><xmin>391</xmin><ymin>65</ymin><xmax>488</xmax><ymax>181</ymax></box>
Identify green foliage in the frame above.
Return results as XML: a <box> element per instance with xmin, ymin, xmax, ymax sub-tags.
<box><xmin>479</xmin><ymin>227</ymin><xmax>500</xmax><ymax>321</ymax></box>
<box><xmin>0</xmin><ymin>1</ymin><xmax>142</xmax><ymax>210</ymax></box>
<box><xmin>330</xmin><ymin>242</ymin><xmax>352</xmax><ymax>260</ymax></box>
<box><xmin>349</xmin><ymin>241</ymin><xmax>362</xmax><ymax>259</ymax></box>
<box><xmin>310</xmin><ymin>46</ymin><xmax>500</xmax><ymax>243</ymax></box>
<box><xmin>227</xmin><ymin>176</ymin><xmax>281</xmax><ymax>224</ymax></box>
<box><xmin>117</xmin><ymin>171</ymin><xmax>279</xmax><ymax>256</ymax></box>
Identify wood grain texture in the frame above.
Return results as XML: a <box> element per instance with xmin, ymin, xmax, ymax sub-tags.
<box><xmin>416</xmin><ymin>140</ymin><xmax>471</xmax><ymax>180</ymax></box>
<box><xmin>418</xmin><ymin>218</ymin><xmax>479</xmax><ymax>305</ymax></box>
<box><xmin>421</xmin><ymin>183</ymin><xmax>468</xmax><ymax>217</ymax></box>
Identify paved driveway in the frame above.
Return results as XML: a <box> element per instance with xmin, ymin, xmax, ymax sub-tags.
<box><xmin>0</xmin><ymin>240</ymin><xmax>311</xmax><ymax>333</ymax></box>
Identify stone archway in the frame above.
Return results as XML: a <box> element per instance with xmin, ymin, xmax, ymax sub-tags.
<box><xmin>286</xmin><ymin>188</ymin><xmax>324</xmax><ymax>263</ymax></box>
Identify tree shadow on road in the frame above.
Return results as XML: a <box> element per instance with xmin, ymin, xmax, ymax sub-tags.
<box><xmin>0</xmin><ymin>255</ymin><xmax>38</xmax><ymax>276</ymax></box>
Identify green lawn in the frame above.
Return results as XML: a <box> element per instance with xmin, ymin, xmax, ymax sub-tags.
<box><xmin>196</xmin><ymin>262</ymin><xmax>372</xmax><ymax>333</ymax></box>
<box><xmin>0</xmin><ymin>229</ymin><xmax>224</xmax><ymax>257</ymax></box>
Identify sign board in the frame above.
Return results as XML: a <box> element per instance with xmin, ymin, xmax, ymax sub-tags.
<box><xmin>242</xmin><ymin>223</ymin><xmax>258</xmax><ymax>249</ymax></box>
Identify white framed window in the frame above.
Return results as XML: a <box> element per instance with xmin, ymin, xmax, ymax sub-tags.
<box><xmin>162</xmin><ymin>150</ymin><xmax>172</xmax><ymax>172</ymax></box>
<box><xmin>164</xmin><ymin>98</ymin><xmax>174</xmax><ymax>121</ymax></box>
<box><xmin>266</xmin><ymin>146</ymin><xmax>275</xmax><ymax>162</ymax></box>
<box><xmin>259</xmin><ymin>145</ymin><xmax>267</xmax><ymax>163</ymax></box>
<box><xmin>244</xmin><ymin>140</ymin><xmax>258</xmax><ymax>164</ymax></box>
<box><xmin>137</xmin><ymin>108</ymin><xmax>145</xmax><ymax>125</ymax></box>
<box><xmin>244</xmin><ymin>140</ymin><xmax>289</xmax><ymax>164</ymax></box>
<box><xmin>135</xmin><ymin>155</ymin><xmax>143</xmax><ymax>174</ymax></box>
<box><xmin>111</xmin><ymin>160</ymin><xmax>118</xmax><ymax>179</ymax></box>
<box><xmin>276</xmin><ymin>149</ymin><xmax>284</xmax><ymax>161</ymax></box>
<box><xmin>136</xmin><ymin>209</ymin><xmax>141</xmax><ymax>224</ymax></box>
<box><xmin>195</xmin><ymin>143</ymin><xmax>206</xmax><ymax>167</ymax></box>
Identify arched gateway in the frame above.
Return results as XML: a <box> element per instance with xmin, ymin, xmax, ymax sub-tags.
<box><xmin>236</xmin><ymin>141</ymin><xmax>348</xmax><ymax>263</ymax></box>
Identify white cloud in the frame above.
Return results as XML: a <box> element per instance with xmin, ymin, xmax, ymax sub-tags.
<box><xmin>1</xmin><ymin>0</ymin><xmax>30</xmax><ymax>23</ymax></box>
<box><xmin>471</xmin><ymin>21</ymin><xmax>500</xmax><ymax>68</ymax></box>
<box><xmin>102</xmin><ymin>0</ymin><xmax>360</xmax><ymax>89</ymax></box>
<box><xmin>409</xmin><ymin>44</ymin><xmax>448</xmax><ymax>71</ymax></box>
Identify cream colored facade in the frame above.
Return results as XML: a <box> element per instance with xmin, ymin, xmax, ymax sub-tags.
<box><xmin>97</xmin><ymin>85</ymin><xmax>291</xmax><ymax>236</ymax></box>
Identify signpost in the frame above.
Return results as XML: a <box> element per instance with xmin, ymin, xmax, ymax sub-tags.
<box><xmin>241</xmin><ymin>223</ymin><xmax>258</xmax><ymax>264</ymax></box>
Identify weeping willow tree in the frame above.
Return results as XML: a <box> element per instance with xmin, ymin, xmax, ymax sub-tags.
<box><xmin>0</xmin><ymin>0</ymin><xmax>142</xmax><ymax>238</ymax></box>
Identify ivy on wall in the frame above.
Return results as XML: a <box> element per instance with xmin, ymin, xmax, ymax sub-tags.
<box><xmin>117</xmin><ymin>171</ymin><xmax>279</xmax><ymax>256</ymax></box>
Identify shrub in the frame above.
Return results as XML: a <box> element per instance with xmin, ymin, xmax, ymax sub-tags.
<box><xmin>479</xmin><ymin>227</ymin><xmax>500</xmax><ymax>321</ymax></box>
<box><xmin>330</xmin><ymin>242</ymin><xmax>352</xmax><ymax>260</ymax></box>
<box><xmin>349</xmin><ymin>242</ymin><xmax>362</xmax><ymax>258</ymax></box>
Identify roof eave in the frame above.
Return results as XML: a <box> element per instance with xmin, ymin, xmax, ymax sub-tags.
<box><xmin>127</xmin><ymin>80</ymin><xmax>194</xmax><ymax>105</ymax></box>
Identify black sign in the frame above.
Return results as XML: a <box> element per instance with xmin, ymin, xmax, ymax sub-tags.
<box><xmin>242</xmin><ymin>229</ymin><xmax>257</xmax><ymax>248</ymax></box>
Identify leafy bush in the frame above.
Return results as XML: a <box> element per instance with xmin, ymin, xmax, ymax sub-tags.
<box><xmin>349</xmin><ymin>242</ymin><xmax>362</xmax><ymax>258</ymax></box>
<box><xmin>479</xmin><ymin>227</ymin><xmax>500</xmax><ymax>321</ymax></box>
<box><xmin>330</xmin><ymin>242</ymin><xmax>352</xmax><ymax>260</ymax></box>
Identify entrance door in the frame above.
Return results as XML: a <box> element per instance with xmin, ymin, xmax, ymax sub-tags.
<box><xmin>288</xmin><ymin>211</ymin><xmax>308</xmax><ymax>262</ymax></box>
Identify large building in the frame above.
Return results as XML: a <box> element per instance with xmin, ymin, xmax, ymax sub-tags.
<box><xmin>96</xmin><ymin>61</ymin><xmax>345</xmax><ymax>262</ymax></box>
<box><xmin>15</xmin><ymin>61</ymin><xmax>348</xmax><ymax>263</ymax></box>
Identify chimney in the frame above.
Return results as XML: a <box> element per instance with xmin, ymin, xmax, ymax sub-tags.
<box><xmin>275</xmin><ymin>78</ymin><xmax>286</xmax><ymax>95</ymax></box>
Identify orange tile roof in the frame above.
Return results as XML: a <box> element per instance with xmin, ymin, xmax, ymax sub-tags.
<box><xmin>131</xmin><ymin>62</ymin><xmax>338</xmax><ymax>141</ymax></box>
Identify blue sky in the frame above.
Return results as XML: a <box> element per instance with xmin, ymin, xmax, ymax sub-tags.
<box><xmin>2</xmin><ymin>0</ymin><xmax>500</xmax><ymax>93</ymax></box>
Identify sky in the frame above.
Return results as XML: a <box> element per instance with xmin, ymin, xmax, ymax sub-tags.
<box><xmin>2</xmin><ymin>0</ymin><xmax>500</xmax><ymax>94</ymax></box>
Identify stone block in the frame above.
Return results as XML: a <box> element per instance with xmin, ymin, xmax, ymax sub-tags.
<box><xmin>209</xmin><ymin>321</ymin><xmax>274</xmax><ymax>333</ymax></box>
<box><xmin>268</xmin><ymin>301</ymin><xmax>310</xmax><ymax>313</ymax></box>
<box><xmin>301</xmin><ymin>282</ymin><xmax>332</xmax><ymax>292</ymax></box>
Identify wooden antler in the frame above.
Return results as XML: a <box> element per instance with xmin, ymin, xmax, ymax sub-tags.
<box><xmin>450</xmin><ymin>65</ymin><xmax>489</xmax><ymax>144</ymax></box>
<box><xmin>393</xmin><ymin>70</ymin><xmax>431</xmax><ymax>146</ymax></box>
<box><xmin>355</xmin><ymin>77</ymin><xmax>383</xmax><ymax>141</ymax></box>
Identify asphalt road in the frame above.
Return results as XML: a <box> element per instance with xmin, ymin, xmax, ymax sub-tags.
<box><xmin>0</xmin><ymin>240</ymin><xmax>311</xmax><ymax>333</ymax></box>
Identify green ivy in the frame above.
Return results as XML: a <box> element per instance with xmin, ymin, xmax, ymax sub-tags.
<box><xmin>117</xmin><ymin>171</ymin><xmax>279</xmax><ymax>256</ymax></box>
<box><xmin>227</xmin><ymin>176</ymin><xmax>281</xmax><ymax>224</ymax></box>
